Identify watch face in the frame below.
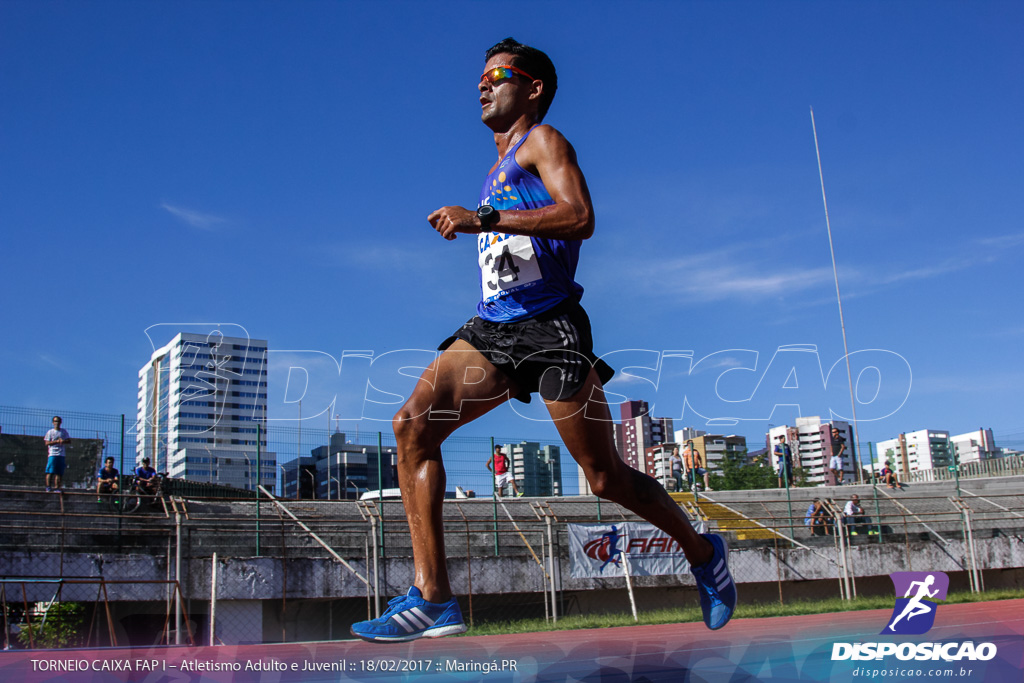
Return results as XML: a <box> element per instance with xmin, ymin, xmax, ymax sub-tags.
<box><xmin>478</xmin><ymin>205</ymin><xmax>497</xmax><ymax>225</ymax></box>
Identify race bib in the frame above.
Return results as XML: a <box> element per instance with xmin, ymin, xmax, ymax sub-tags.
<box><xmin>479</xmin><ymin>233</ymin><xmax>543</xmax><ymax>302</ymax></box>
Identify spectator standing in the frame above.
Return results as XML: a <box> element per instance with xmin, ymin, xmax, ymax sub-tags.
<box><xmin>774</xmin><ymin>435</ymin><xmax>793</xmax><ymax>488</ymax></box>
<box><xmin>43</xmin><ymin>416</ymin><xmax>71</xmax><ymax>493</ymax></box>
<box><xmin>683</xmin><ymin>442</ymin><xmax>712</xmax><ymax>492</ymax></box>
<box><xmin>829</xmin><ymin>428</ymin><xmax>846</xmax><ymax>485</ymax></box>
<box><xmin>669</xmin><ymin>447</ymin><xmax>684</xmax><ymax>492</ymax></box>
<box><xmin>486</xmin><ymin>445</ymin><xmax>523</xmax><ymax>498</ymax></box>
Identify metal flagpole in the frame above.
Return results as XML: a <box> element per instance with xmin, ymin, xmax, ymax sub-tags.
<box><xmin>811</xmin><ymin>107</ymin><xmax>863</xmax><ymax>482</ymax></box>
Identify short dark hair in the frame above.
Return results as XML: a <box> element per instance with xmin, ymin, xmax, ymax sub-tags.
<box><xmin>485</xmin><ymin>37</ymin><xmax>557</xmax><ymax>120</ymax></box>
<box><xmin>105</xmin><ymin>456</ymin><xmax>114</xmax><ymax>463</ymax></box>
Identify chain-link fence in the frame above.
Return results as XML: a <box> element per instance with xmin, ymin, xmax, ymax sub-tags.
<box><xmin>4</xmin><ymin>404</ymin><xmax>1024</xmax><ymax>649</ymax></box>
<box><xmin>4</xmin><ymin>476</ymin><xmax>1024</xmax><ymax>649</ymax></box>
<box><xmin>0</xmin><ymin>406</ymin><xmax>576</xmax><ymax>499</ymax></box>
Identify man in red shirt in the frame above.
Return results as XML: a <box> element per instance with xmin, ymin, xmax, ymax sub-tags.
<box><xmin>486</xmin><ymin>445</ymin><xmax>523</xmax><ymax>498</ymax></box>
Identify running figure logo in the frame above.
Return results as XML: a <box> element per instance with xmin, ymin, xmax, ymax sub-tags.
<box><xmin>882</xmin><ymin>571</ymin><xmax>949</xmax><ymax>635</ymax></box>
<box><xmin>583</xmin><ymin>525</ymin><xmax>623</xmax><ymax>573</ymax></box>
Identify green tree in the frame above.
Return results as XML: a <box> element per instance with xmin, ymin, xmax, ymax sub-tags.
<box><xmin>17</xmin><ymin>602</ymin><xmax>85</xmax><ymax>649</ymax></box>
<box><xmin>791</xmin><ymin>464</ymin><xmax>815</xmax><ymax>488</ymax></box>
<box><xmin>709</xmin><ymin>450</ymin><xmax>777</xmax><ymax>491</ymax></box>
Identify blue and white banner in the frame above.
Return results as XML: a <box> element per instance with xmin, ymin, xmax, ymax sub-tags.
<box><xmin>567</xmin><ymin>521</ymin><xmax>706</xmax><ymax>579</ymax></box>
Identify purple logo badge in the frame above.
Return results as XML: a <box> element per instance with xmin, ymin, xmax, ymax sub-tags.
<box><xmin>882</xmin><ymin>571</ymin><xmax>949</xmax><ymax>635</ymax></box>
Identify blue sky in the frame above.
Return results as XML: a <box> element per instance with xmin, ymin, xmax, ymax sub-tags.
<box><xmin>2</xmin><ymin>0</ymin><xmax>1022</xmax><ymax>454</ymax></box>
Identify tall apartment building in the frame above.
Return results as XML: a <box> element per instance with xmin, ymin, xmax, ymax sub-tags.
<box><xmin>950</xmin><ymin>428</ymin><xmax>998</xmax><ymax>465</ymax></box>
<box><xmin>877</xmin><ymin>429</ymin><xmax>953</xmax><ymax>475</ymax></box>
<box><xmin>137</xmin><ymin>332</ymin><xmax>276</xmax><ymax>492</ymax></box>
<box><xmin>614</xmin><ymin>400</ymin><xmax>673</xmax><ymax>476</ymax></box>
<box><xmin>767</xmin><ymin>417</ymin><xmax>855</xmax><ymax>486</ymax></box>
<box><xmin>501</xmin><ymin>441</ymin><xmax>562</xmax><ymax>497</ymax></box>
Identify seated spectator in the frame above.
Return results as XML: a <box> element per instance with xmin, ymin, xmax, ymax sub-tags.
<box><xmin>134</xmin><ymin>457</ymin><xmax>158</xmax><ymax>495</ymax></box>
<box><xmin>804</xmin><ymin>498</ymin><xmax>821</xmax><ymax>526</ymax></box>
<box><xmin>810</xmin><ymin>501</ymin><xmax>832</xmax><ymax>536</ymax></box>
<box><xmin>96</xmin><ymin>457</ymin><xmax>120</xmax><ymax>501</ymax></box>
<box><xmin>843</xmin><ymin>494</ymin><xmax>873</xmax><ymax>535</ymax></box>
<box><xmin>880</xmin><ymin>461</ymin><xmax>904</xmax><ymax>490</ymax></box>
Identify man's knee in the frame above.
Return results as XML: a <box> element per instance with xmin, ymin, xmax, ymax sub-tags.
<box><xmin>392</xmin><ymin>399</ymin><xmax>450</xmax><ymax>454</ymax></box>
<box><xmin>587</xmin><ymin>466</ymin><xmax>634</xmax><ymax>503</ymax></box>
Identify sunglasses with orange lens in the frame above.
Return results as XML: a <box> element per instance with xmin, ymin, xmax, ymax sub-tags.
<box><xmin>480</xmin><ymin>64</ymin><xmax>536</xmax><ymax>85</ymax></box>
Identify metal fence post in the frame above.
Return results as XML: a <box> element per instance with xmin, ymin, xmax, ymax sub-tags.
<box><xmin>378</xmin><ymin>432</ymin><xmax>385</xmax><ymax>560</ymax></box>
<box><xmin>491</xmin><ymin>437</ymin><xmax>499</xmax><ymax>557</ymax></box>
<box><xmin>869</xmin><ymin>442</ymin><xmax>883</xmax><ymax>542</ymax></box>
<box><xmin>256</xmin><ymin>424</ymin><xmax>262</xmax><ymax>556</ymax></box>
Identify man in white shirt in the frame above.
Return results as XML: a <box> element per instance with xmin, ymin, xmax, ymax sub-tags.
<box><xmin>43</xmin><ymin>416</ymin><xmax>71</xmax><ymax>493</ymax></box>
<box><xmin>843</xmin><ymin>494</ymin><xmax>871</xmax><ymax>535</ymax></box>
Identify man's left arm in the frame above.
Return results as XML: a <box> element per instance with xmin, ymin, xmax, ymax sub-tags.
<box><xmin>429</xmin><ymin>126</ymin><xmax>595</xmax><ymax>241</ymax></box>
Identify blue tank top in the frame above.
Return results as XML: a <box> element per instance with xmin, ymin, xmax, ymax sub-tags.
<box><xmin>476</xmin><ymin>126</ymin><xmax>584</xmax><ymax>322</ymax></box>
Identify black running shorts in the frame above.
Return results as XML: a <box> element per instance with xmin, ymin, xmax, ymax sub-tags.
<box><xmin>439</xmin><ymin>298</ymin><xmax>615</xmax><ymax>403</ymax></box>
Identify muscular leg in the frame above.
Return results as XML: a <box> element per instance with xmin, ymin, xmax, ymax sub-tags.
<box><xmin>392</xmin><ymin>339</ymin><xmax>517</xmax><ymax>602</ymax></box>
<box><xmin>545</xmin><ymin>368</ymin><xmax>713</xmax><ymax>567</ymax></box>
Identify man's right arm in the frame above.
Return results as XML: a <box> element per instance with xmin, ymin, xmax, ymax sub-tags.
<box><xmin>428</xmin><ymin>125</ymin><xmax>594</xmax><ymax>242</ymax></box>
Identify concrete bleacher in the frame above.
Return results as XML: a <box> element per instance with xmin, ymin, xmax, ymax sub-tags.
<box><xmin>3</xmin><ymin>474</ymin><xmax>1023</xmax><ymax>559</ymax></box>
<box><xmin>693</xmin><ymin>475</ymin><xmax>1024</xmax><ymax>545</ymax></box>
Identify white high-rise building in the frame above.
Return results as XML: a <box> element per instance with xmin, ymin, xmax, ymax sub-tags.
<box><xmin>950</xmin><ymin>429</ymin><xmax>998</xmax><ymax>465</ymax></box>
<box><xmin>767</xmin><ymin>417</ymin><xmax>855</xmax><ymax>486</ymax></box>
<box><xmin>137</xmin><ymin>332</ymin><xmax>276</xmax><ymax>492</ymax></box>
<box><xmin>877</xmin><ymin>429</ymin><xmax>953</xmax><ymax>475</ymax></box>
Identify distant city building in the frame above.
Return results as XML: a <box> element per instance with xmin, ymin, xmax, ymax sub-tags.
<box><xmin>877</xmin><ymin>429</ymin><xmax>953</xmax><ymax>474</ymax></box>
<box><xmin>674</xmin><ymin>428</ymin><xmax>707</xmax><ymax>444</ymax></box>
<box><xmin>577</xmin><ymin>466</ymin><xmax>593</xmax><ymax>496</ymax></box>
<box><xmin>281</xmin><ymin>456</ymin><xmax>317</xmax><ymax>499</ymax></box>
<box><xmin>649</xmin><ymin>433</ymin><xmax>746</xmax><ymax>491</ymax></box>
<box><xmin>310</xmin><ymin>432</ymin><xmax>398</xmax><ymax>500</ymax></box>
<box><xmin>137</xmin><ymin>332</ymin><xmax>276</xmax><ymax>492</ymax></box>
<box><xmin>614</xmin><ymin>400</ymin><xmax>673</xmax><ymax>476</ymax></box>
<box><xmin>767</xmin><ymin>417</ymin><xmax>855</xmax><ymax>486</ymax></box>
<box><xmin>501</xmin><ymin>441</ymin><xmax>562</xmax><ymax>497</ymax></box>
<box><xmin>950</xmin><ymin>428</ymin><xmax>998</xmax><ymax>464</ymax></box>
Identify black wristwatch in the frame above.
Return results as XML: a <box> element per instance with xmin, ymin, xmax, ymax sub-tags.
<box><xmin>476</xmin><ymin>205</ymin><xmax>500</xmax><ymax>229</ymax></box>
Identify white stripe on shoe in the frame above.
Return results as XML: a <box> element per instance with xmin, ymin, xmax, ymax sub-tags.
<box><xmin>391</xmin><ymin>607</ymin><xmax>436</xmax><ymax>633</ymax></box>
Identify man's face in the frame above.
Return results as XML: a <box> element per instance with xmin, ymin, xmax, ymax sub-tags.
<box><xmin>479</xmin><ymin>53</ymin><xmax>536</xmax><ymax>127</ymax></box>
<box><xmin>53</xmin><ymin>418</ymin><xmax>61</xmax><ymax>428</ymax></box>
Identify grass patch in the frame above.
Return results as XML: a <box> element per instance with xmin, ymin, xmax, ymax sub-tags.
<box><xmin>462</xmin><ymin>588</ymin><xmax>1024</xmax><ymax>637</ymax></box>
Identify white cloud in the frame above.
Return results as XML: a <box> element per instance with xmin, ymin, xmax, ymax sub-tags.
<box><xmin>160</xmin><ymin>202</ymin><xmax>228</xmax><ymax>230</ymax></box>
<box><xmin>977</xmin><ymin>232</ymin><xmax>1024</xmax><ymax>250</ymax></box>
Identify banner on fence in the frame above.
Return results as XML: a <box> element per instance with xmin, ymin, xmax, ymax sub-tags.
<box><xmin>567</xmin><ymin>521</ymin><xmax>706</xmax><ymax>579</ymax></box>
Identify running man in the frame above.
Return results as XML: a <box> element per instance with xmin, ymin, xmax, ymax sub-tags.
<box><xmin>887</xmin><ymin>575</ymin><xmax>940</xmax><ymax>632</ymax></box>
<box><xmin>350</xmin><ymin>38</ymin><xmax>735</xmax><ymax>643</ymax></box>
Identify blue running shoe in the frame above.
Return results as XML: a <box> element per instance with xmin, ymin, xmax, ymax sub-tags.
<box><xmin>350</xmin><ymin>586</ymin><xmax>467</xmax><ymax>642</ymax></box>
<box><xmin>690</xmin><ymin>533</ymin><xmax>737</xmax><ymax>630</ymax></box>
